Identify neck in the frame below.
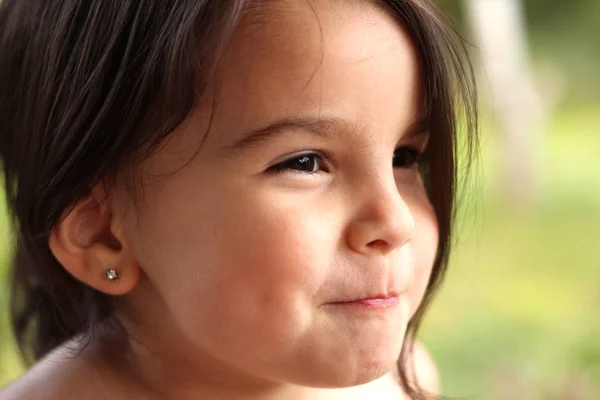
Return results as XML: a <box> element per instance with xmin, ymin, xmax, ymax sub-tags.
<box><xmin>87</xmin><ymin>332</ymin><xmax>325</xmax><ymax>400</ymax></box>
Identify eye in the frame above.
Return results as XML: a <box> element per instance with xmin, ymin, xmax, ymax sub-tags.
<box><xmin>393</xmin><ymin>146</ymin><xmax>422</xmax><ymax>169</ymax></box>
<box><xmin>270</xmin><ymin>153</ymin><xmax>327</xmax><ymax>175</ymax></box>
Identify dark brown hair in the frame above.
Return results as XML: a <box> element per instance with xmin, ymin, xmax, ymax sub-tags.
<box><xmin>0</xmin><ymin>0</ymin><xmax>477</xmax><ymax>398</ymax></box>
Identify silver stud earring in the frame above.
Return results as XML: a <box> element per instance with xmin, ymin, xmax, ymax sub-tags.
<box><xmin>104</xmin><ymin>269</ymin><xmax>120</xmax><ymax>281</ymax></box>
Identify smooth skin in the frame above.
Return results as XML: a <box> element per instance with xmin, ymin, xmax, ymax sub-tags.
<box><xmin>2</xmin><ymin>0</ymin><xmax>439</xmax><ymax>399</ymax></box>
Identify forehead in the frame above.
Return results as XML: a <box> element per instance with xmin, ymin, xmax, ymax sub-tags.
<box><xmin>200</xmin><ymin>0</ymin><xmax>423</xmax><ymax>147</ymax></box>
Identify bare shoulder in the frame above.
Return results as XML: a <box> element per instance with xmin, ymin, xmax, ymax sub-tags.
<box><xmin>0</xmin><ymin>364</ymin><xmax>63</xmax><ymax>400</ymax></box>
<box><xmin>0</xmin><ymin>345</ymin><xmax>96</xmax><ymax>400</ymax></box>
<box><xmin>411</xmin><ymin>340</ymin><xmax>440</xmax><ymax>395</ymax></box>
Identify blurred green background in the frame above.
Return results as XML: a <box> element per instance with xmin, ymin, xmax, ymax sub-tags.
<box><xmin>1</xmin><ymin>0</ymin><xmax>599</xmax><ymax>399</ymax></box>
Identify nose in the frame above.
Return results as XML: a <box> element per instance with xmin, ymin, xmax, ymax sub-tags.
<box><xmin>345</xmin><ymin>175</ymin><xmax>415</xmax><ymax>256</ymax></box>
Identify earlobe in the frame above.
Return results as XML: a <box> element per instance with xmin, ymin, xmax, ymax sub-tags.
<box><xmin>48</xmin><ymin>186</ymin><xmax>140</xmax><ymax>296</ymax></box>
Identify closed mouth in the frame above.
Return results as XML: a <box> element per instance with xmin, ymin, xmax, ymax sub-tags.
<box><xmin>330</xmin><ymin>294</ymin><xmax>400</xmax><ymax>309</ymax></box>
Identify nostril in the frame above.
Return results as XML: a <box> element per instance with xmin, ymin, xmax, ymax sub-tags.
<box><xmin>366</xmin><ymin>236</ymin><xmax>411</xmax><ymax>253</ymax></box>
<box><xmin>366</xmin><ymin>239</ymin><xmax>387</xmax><ymax>249</ymax></box>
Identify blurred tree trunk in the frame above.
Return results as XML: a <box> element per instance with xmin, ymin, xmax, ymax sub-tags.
<box><xmin>465</xmin><ymin>0</ymin><xmax>546</xmax><ymax>205</ymax></box>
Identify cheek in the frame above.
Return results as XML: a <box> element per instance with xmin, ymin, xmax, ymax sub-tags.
<box><xmin>407</xmin><ymin>202</ymin><xmax>439</xmax><ymax>317</ymax></box>
<box><xmin>130</xmin><ymin>181</ymin><xmax>335</xmax><ymax>348</ymax></box>
<box><xmin>202</xmin><ymin>197</ymin><xmax>335</xmax><ymax>325</ymax></box>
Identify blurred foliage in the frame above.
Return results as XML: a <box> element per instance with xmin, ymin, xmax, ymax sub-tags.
<box><xmin>443</xmin><ymin>0</ymin><xmax>600</xmax><ymax>41</ymax></box>
<box><xmin>420</xmin><ymin>106</ymin><xmax>600</xmax><ymax>399</ymax></box>
<box><xmin>0</xmin><ymin>191</ymin><xmax>22</xmax><ymax>384</ymax></box>
<box><xmin>443</xmin><ymin>0</ymin><xmax>600</xmax><ymax>104</ymax></box>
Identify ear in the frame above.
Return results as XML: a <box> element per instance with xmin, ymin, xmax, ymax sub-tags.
<box><xmin>48</xmin><ymin>184</ymin><xmax>140</xmax><ymax>296</ymax></box>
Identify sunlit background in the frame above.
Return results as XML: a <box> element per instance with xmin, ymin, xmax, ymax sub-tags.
<box><xmin>1</xmin><ymin>0</ymin><xmax>599</xmax><ymax>399</ymax></box>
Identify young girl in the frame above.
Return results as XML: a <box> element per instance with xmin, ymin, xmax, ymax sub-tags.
<box><xmin>0</xmin><ymin>0</ymin><xmax>477</xmax><ymax>399</ymax></box>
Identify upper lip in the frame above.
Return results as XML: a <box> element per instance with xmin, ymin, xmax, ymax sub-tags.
<box><xmin>331</xmin><ymin>290</ymin><xmax>402</xmax><ymax>304</ymax></box>
<box><xmin>327</xmin><ymin>257</ymin><xmax>411</xmax><ymax>304</ymax></box>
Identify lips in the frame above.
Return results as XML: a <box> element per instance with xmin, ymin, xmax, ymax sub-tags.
<box><xmin>330</xmin><ymin>294</ymin><xmax>401</xmax><ymax>309</ymax></box>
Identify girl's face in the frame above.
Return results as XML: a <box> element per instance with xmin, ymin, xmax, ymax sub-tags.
<box><xmin>116</xmin><ymin>0</ymin><xmax>438</xmax><ymax>389</ymax></box>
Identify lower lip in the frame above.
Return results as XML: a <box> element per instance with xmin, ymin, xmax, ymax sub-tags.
<box><xmin>333</xmin><ymin>296</ymin><xmax>400</xmax><ymax>309</ymax></box>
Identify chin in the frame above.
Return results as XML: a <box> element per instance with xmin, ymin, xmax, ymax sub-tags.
<box><xmin>342</xmin><ymin>366</ymin><xmax>393</xmax><ymax>387</ymax></box>
<box><xmin>290</xmin><ymin>350</ymin><xmax>399</xmax><ymax>389</ymax></box>
<box><xmin>310</xmin><ymin>364</ymin><xmax>393</xmax><ymax>389</ymax></box>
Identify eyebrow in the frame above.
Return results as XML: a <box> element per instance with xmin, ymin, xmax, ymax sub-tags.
<box><xmin>226</xmin><ymin>116</ymin><xmax>430</xmax><ymax>151</ymax></box>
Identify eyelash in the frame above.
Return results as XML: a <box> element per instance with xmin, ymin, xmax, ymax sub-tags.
<box><xmin>270</xmin><ymin>146</ymin><xmax>425</xmax><ymax>175</ymax></box>
<box><xmin>393</xmin><ymin>146</ymin><xmax>425</xmax><ymax>169</ymax></box>
<box><xmin>270</xmin><ymin>152</ymin><xmax>328</xmax><ymax>175</ymax></box>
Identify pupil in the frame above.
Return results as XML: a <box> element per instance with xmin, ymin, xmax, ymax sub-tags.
<box><xmin>297</xmin><ymin>156</ymin><xmax>313</xmax><ymax>170</ymax></box>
